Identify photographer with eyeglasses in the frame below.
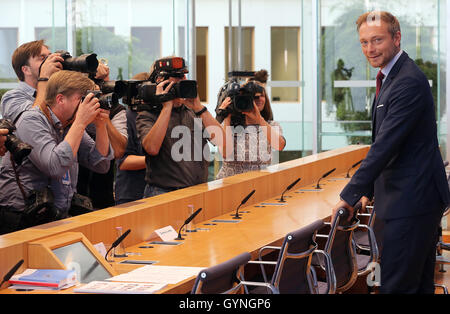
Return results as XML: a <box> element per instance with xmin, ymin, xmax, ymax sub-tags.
<box><xmin>0</xmin><ymin>70</ymin><xmax>113</xmax><ymax>234</ymax></box>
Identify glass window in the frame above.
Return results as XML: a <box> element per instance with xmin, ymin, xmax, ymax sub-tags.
<box><xmin>196</xmin><ymin>27</ymin><xmax>208</xmax><ymax>102</ymax></box>
<box><xmin>130</xmin><ymin>27</ymin><xmax>162</xmax><ymax>77</ymax></box>
<box><xmin>35</xmin><ymin>27</ymin><xmax>67</xmax><ymax>52</ymax></box>
<box><xmin>270</xmin><ymin>27</ymin><xmax>301</xmax><ymax>102</ymax></box>
<box><xmin>224</xmin><ymin>26</ymin><xmax>254</xmax><ymax>78</ymax></box>
<box><xmin>0</xmin><ymin>28</ymin><xmax>18</xmax><ymax>80</ymax></box>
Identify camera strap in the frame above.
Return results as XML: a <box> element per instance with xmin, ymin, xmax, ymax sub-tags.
<box><xmin>10</xmin><ymin>154</ymin><xmax>28</xmax><ymax>206</ymax></box>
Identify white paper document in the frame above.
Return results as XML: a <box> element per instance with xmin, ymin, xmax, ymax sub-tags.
<box><xmin>74</xmin><ymin>281</ymin><xmax>167</xmax><ymax>294</ymax></box>
<box><xmin>107</xmin><ymin>265</ymin><xmax>205</xmax><ymax>285</ymax></box>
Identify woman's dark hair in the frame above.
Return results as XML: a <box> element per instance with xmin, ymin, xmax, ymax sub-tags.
<box><xmin>244</xmin><ymin>80</ymin><xmax>273</xmax><ymax>121</ymax></box>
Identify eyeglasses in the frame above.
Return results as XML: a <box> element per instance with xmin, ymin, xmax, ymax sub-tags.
<box><xmin>254</xmin><ymin>94</ymin><xmax>265</xmax><ymax>99</ymax></box>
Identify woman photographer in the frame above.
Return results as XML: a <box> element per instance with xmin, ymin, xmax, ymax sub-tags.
<box><xmin>216</xmin><ymin>80</ymin><xmax>285</xmax><ymax>179</ymax></box>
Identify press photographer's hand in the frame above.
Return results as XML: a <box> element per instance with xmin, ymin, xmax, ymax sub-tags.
<box><xmin>184</xmin><ymin>95</ymin><xmax>203</xmax><ymax>112</ymax></box>
<box><xmin>156</xmin><ymin>80</ymin><xmax>175</xmax><ymax>109</ymax></box>
<box><xmin>75</xmin><ymin>93</ymin><xmax>101</xmax><ymax>128</ymax></box>
<box><xmin>94</xmin><ymin>109</ymin><xmax>110</xmax><ymax>128</ymax></box>
<box><xmin>0</xmin><ymin>128</ymin><xmax>7</xmax><ymax>156</ymax></box>
<box><xmin>95</xmin><ymin>62</ymin><xmax>110</xmax><ymax>81</ymax></box>
<box><xmin>39</xmin><ymin>53</ymin><xmax>64</xmax><ymax>79</ymax></box>
<box><xmin>243</xmin><ymin>103</ymin><xmax>264</xmax><ymax>124</ymax></box>
<box><xmin>219</xmin><ymin>97</ymin><xmax>232</xmax><ymax>111</ymax></box>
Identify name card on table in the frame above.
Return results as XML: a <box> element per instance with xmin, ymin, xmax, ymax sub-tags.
<box><xmin>148</xmin><ymin>226</ymin><xmax>178</xmax><ymax>242</ymax></box>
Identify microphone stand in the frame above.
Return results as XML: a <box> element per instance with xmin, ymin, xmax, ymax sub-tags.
<box><xmin>316</xmin><ymin>168</ymin><xmax>336</xmax><ymax>189</ymax></box>
<box><xmin>346</xmin><ymin>160</ymin><xmax>363</xmax><ymax>178</ymax></box>
<box><xmin>233</xmin><ymin>190</ymin><xmax>256</xmax><ymax>219</ymax></box>
<box><xmin>278</xmin><ymin>178</ymin><xmax>301</xmax><ymax>203</ymax></box>
<box><xmin>0</xmin><ymin>259</ymin><xmax>24</xmax><ymax>288</ymax></box>
<box><xmin>175</xmin><ymin>208</ymin><xmax>203</xmax><ymax>240</ymax></box>
<box><xmin>105</xmin><ymin>229</ymin><xmax>131</xmax><ymax>262</ymax></box>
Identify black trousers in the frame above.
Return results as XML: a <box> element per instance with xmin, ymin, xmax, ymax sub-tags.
<box><xmin>379</xmin><ymin>205</ymin><xmax>444</xmax><ymax>294</ymax></box>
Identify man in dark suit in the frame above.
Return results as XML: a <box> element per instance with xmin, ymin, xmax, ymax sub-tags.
<box><xmin>332</xmin><ymin>11</ymin><xmax>450</xmax><ymax>293</ymax></box>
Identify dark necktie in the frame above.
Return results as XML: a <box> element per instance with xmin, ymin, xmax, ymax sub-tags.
<box><xmin>376</xmin><ymin>70</ymin><xmax>385</xmax><ymax>99</ymax></box>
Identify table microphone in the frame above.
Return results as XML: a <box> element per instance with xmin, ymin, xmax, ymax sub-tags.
<box><xmin>346</xmin><ymin>160</ymin><xmax>363</xmax><ymax>178</ymax></box>
<box><xmin>278</xmin><ymin>178</ymin><xmax>301</xmax><ymax>202</ymax></box>
<box><xmin>105</xmin><ymin>229</ymin><xmax>131</xmax><ymax>260</ymax></box>
<box><xmin>233</xmin><ymin>189</ymin><xmax>256</xmax><ymax>219</ymax></box>
<box><xmin>315</xmin><ymin>168</ymin><xmax>336</xmax><ymax>189</ymax></box>
<box><xmin>0</xmin><ymin>259</ymin><xmax>24</xmax><ymax>288</ymax></box>
<box><xmin>175</xmin><ymin>207</ymin><xmax>203</xmax><ymax>240</ymax></box>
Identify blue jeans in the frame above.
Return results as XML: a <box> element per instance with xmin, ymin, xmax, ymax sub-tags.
<box><xmin>143</xmin><ymin>184</ymin><xmax>172</xmax><ymax>198</ymax></box>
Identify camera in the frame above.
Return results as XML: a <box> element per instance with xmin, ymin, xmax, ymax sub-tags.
<box><xmin>123</xmin><ymin>56</ymin><xmax>198</xmax><ymax>113</ymax></box>
<box><xmin>55</xmin><ymin>50</ymin><xmax>99</xmax><ymax>74</ymax></box>
<box><xmin>216</xmin><ymin>71</ymin><xmax>263</xmax><ymax>124</ymax></box>
<box><xmin>137</xmin><ymin>80</ymin><xmax>197</xmax><ymax>102</ymax></box>
<box><xmin>0</xmin><ymin>119</ymin><xmax>33</xmax><ymax>166</ymax></box>
<box><xmin>127</xmin><ymin>80</ymin><xmax>197</xmax><ymax>113</ymax></box>
<box><xmin>83</xmin><ymin>90</ymin><xmax>120</xmax><ymax>111</ymax></box>
<box><xmin>22</xmin><ymin>188</ymin><xmax>64</xmax><ymax>228</ymax></box>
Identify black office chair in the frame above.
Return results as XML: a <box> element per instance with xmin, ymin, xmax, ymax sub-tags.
<box><xmin>352</xmin><ymin>203</ymin><xmax>379</xmax><ymax>277</ymax></box>
<box><xmin>191</xmin><ymin>252</ymin><xmax>252</xmax><ymax>294</ymax></box>
<box><xmin>313</xmin><ymin>207</ymin><xmax>360</xmax><ymax>293</ymax></box>
<box><xmin>191</xmin><ymin>252</ymin><xmax>278</xmax><ymax>294</ymax></box>
<box><xmin>245</xmin><ymin>219</ymin><xmax>336</xmax><ymax>294</ymax></box>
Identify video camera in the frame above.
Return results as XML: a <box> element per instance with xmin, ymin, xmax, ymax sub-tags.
<box><xmin>0</xmin><ymin>119</ymin><xmax>33</xmax><ymax>166</ymax></box>
<box><xmin>124</xmin><ymin>57</ymin><xmax>198</xmax><ymax>113</ymax></box>
<box><xmin>215</xmin><ymin>71</ymin><xmax>264</xmax><ymax>124</ymax></box>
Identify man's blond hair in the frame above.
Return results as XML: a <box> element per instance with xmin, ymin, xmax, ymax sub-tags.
<box><xmin>45</xmin><ymin>70</ymin><xmax>95</xmax><ymax>107</ymax></box>
<box><xmin>356</xmin><ymin>11</ymin><xmax>401</xmax><ymax>37</ymax></box>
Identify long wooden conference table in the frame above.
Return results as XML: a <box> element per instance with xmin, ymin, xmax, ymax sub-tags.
<box><xmin>0</xmin><ymin>145</ymin><xmax>369</xmax><ymax>294</ymax></box>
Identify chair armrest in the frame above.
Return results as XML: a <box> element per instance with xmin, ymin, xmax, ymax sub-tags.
<box><xmin>248</xmin><ymin>261</ymin><xmax>277</xmax><ymax>266</ymax></box>
<box><xmin>257</xmin><ymin>246</ymin><xmax>281</xmax><ymax>261</ymax></box>
<box><xmin>311</xmin><ymin>249</ymin><xmax>336</xmax><ymax>294</ymax></box>
<box><xmin>240</xmin><ymin>280</ymin><xmax>280</xmax><ymax>294</ymax></box>
<box><xmin>356</xmin><ymin>224</ymin><xmax>379</xmax><ymax>265</ymax></box>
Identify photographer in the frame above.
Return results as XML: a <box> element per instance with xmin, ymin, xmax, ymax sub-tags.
<box><xmin>136</xmin><ymin>57</ymin><xmax>227</xmax><ymax>197</ymax></box>
<box><xmin>77</xmin><ymin>62</ymin><xmax>129</xmax><ymax>209</ymax></box>
<box><xmin>215</xmin><ymin>80</ymin><xmax>285</xmax><ymax>179</ymax></box>
<box><xmin>0</xmin><ymin>40</ymin><xmax>63</xmax><ymax>123</ymax></box>
<box><xmin>0</xmin><ymin>70</ymin><xmax>113</xmax><ymax>234</ymax></box>
<box><xmin>115</xmin><ymin>72</ymin><xmax>149</xmax><ymax>205</ymax></box>
<box><xmin>0</xmin><ymin>129</ymin><xmax>7</xmax><ymax>156</ymax></box>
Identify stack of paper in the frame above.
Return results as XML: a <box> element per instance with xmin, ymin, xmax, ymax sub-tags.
<box><xmin>107</xmin><ymin>265</ymin><xmax>205</xmax><ymax>285</ymax></box>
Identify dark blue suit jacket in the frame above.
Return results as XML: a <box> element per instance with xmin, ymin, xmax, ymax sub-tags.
<box><xmin>341</xmin><ymin>51</ymin><xmax>450</xmax><ymax>220</ymax></box>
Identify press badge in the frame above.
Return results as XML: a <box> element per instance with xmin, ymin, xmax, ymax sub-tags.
<box><xmin>62</xmin><ymin>171</ymin><xmax>70</xmax><ymax>185</ymax></box>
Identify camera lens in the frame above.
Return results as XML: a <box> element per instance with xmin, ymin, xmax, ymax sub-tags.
<box><xmin>99</xmin><ymin>93</ymin><xmax>119</xmax><ymax>110</ymax></box>
<box><xmin>5</xmin><ymin>134</ymin><xmax>33</xmax><ymax>166</ymax></box>
<box><xmin>234</xmin><ymin>95</ymin><xmax>253</xmax><ymax>112</ymax></box>
<box><xmin>176</xmin><ymin>80</ymin><xmax>197</xmax><ymax>98</ymax></box>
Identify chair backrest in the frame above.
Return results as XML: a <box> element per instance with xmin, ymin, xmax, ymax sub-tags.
<box><xmin>324</xmin><ymin>208</ymin><xmax>359</xmax><ymax>293</ymax></box>
<box><xmin>191</xmin><ymin>252</ymin><xmax>251</xmax><ymax>294</ymax></box>
<box><xmin>271</xmin><ymin>219</ymin><xmax>324</xmax><ymax>294</ymax></box>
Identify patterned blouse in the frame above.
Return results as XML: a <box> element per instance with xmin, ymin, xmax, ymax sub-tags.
<box><xmin>216</xmin><ymin>121</ymin><xmax>283</xmax><ymax>179</ymax></box>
